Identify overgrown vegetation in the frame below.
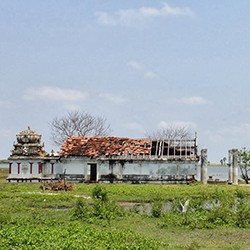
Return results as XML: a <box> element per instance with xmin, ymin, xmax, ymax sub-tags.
<box><xmin>239</xmin><ymin>147</ymin><xmax>250</xmax><ymax>184</ymax></box>
<box><xmin>2</xmin><ymin>168</ymin><xmax>250</xmax><ymax>249</ymax></box>
<box><xmin>72</xmin><ymin>185</ymin><xmax>125</xmax><ymax>222</ymax></box>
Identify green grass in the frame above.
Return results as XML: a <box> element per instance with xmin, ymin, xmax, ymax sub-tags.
<box><xmin>1</xmin><ymin>168</ymin><xmax>250</xmax><ymax>249</ymax></box>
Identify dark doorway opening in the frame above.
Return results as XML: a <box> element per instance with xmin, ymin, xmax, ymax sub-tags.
<box><xmin>88</xmin><ymin>164</ymin><xmax>97</xmax><ymax>182</ymax></box>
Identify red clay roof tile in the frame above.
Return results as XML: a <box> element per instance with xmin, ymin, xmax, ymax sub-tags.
<box><xmin>59</xmin><ymin>136</ymin><xmax>151</xmax><ymax>158</ymax></box>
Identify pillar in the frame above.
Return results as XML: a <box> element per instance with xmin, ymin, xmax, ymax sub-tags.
<box><xmin>29</xmin><ymin>162</ymin><xmax>33</xmax><ymax>174</ymax></box>
<box><xmin>17</xmin><ymin>163</ymin><xmax>21</xmax><ymax>174</ymax></box>
<box><xmin>201</xmin><ymin>148</ymin><xmax>208</xmax><ymax>184</ymax></box>
<box><xmin>51</xmin><ymin>163</ymin><xmax>54</xmax><ymax>175</ymax></box>
<box><xmin>228</xmin><ymin>149</ymin><xmax>233</xmax><ymax>184</ymax></box>
<box><xmin>232</xmin><ymin>148</ymin><xmax>238</xmax><ymax>185</ymax></box>
<box><xmin>9</xmin><ymin>162</ymin><xmax>12</xmax><ymax>174</ymax></box>
<box><xmin>38</xmin><ymin>162</ymin><xmax>43</xmax><ymax>174</ymax></box>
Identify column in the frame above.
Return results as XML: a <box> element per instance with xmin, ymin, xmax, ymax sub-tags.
<box><xmin>51</xmin><ymin>163</ymin><xmax>54</xmax><ymax>174</ymax></box>
<box><xmin>17</xmin><ymin>163</ymin><xmax>21</xmax><ymax>174</ymax></box>
<box><xmin>201</xmin><ymin>148</ymin><xmax>208</xmax><ymax>184</ymax></box>
<box><xmin>38</xmin><ymin>162</ymin><xmax>43</xmax><ymax>174</ymax></box>
<box><xmin>228</xmin><ymin>149</ymin><xmax>233</xmax><ymax>184</ymax></box>
<box><xmin>29</xmin><ymin>162</ymin><xmax>33</xmax><ymax>174</ymax></box>
<box><xmin>232</xmin><ymin>148</ymin><xmax>238</xmax><ymax>185</ymax></box>
<box><xmin>9</xmin><ymin>162</ymin><xmax>12</xmax><ymax>174</ymax></box>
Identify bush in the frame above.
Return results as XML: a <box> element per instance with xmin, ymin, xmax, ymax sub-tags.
<box><xmin>92</xmin><ymin>185</ymin><xmax>109</xmax><ymax>202</ymax></box>
<box><xmin>151</xmin><ymin>201</ymin><xmax>162</xmax><ymax>218</ymax></box>
<box><xmin>72</xmin><ymin>198</ymin><xmax>93</xmax><ymax>220</ymax></box>
<box><xmin>73</xmin><ymin>185</ymin><xmax>125</xmax><ymax>221</ymax></box>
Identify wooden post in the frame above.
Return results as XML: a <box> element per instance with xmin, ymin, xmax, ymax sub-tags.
<box><xmin>201</xmin><ymin>148</ymin><xmax>208</xmax><ymax>184</ymax></box>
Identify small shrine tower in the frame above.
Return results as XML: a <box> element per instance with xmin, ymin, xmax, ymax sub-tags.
<box><xmin>11</xmin><ymin>126</ymin><xmax>46</xmax><ymax>157</ymax></box>
<box><xmin>7</xmin><ymin>127</ymin><xmax>59</xmax><ymax>182</ymax></box>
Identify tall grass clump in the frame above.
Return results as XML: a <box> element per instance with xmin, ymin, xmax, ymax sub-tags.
<box><xmin>151</xmin><ymin>201</ymin><xmax>163</xmax><ymax>218</ymax></box>
<box><xmin>72</xmin><ymin>184</ymin><xmax>125</xmax><ymax>222</ymax></box>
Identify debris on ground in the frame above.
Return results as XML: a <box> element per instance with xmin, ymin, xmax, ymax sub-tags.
<box><xmin>40</xmin><ymin>179</ymin><xmax>74</xmax><ymax>191</ymax></box>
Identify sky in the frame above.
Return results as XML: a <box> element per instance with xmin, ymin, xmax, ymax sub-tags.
<box><xmin>1</xmin><ymin>1</ymin><xmax>250</xmax><ymax>163</ymax></box>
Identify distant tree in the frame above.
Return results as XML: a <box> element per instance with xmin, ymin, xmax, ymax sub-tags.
<box><xmin>49</xmin><ymin>111</ymin><xmax>112</xmax><ymax>146</ymax></box>
<box><xmin>223</xmin><ymin>157</ymin><xmax>227</xmax><ymax>165</ymax></box>
<box><xmin>146</xmin><ymin>124</ymin><xmax>192</xmax><ymax>140</ymax></box>
<box><xmin>238</xmin><ymin>147</ymin><xmax>250</xmax><ymax>184</ymax></box>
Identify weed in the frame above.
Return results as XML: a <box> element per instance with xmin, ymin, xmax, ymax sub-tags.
<box><xmin>151</xmin><ymin>201</ymin><xmax>162</xmax><ymax>218</ymax></box>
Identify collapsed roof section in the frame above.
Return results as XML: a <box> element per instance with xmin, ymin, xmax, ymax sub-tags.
<box><xmin>60</xmin><ymin>137</ymin><xmax>151</xmax><ymax>158</ymax></box>
<box><xmin>60</xmin><ymin>136</ymin><xmax>199</xmax><ymax>160</ymax></box>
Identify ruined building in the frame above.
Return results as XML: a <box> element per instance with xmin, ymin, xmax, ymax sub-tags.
<box><xmin>7</xmin><ymin>127</ymin><xmax>200</xmax><ymax>184</ymax></box>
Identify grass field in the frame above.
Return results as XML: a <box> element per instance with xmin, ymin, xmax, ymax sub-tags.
<box><xmin>1</xmin><ymin>168</ymin><xmax>250</xmax><ymax>249</ymax></box>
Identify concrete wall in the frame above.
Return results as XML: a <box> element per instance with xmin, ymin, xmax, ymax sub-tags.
<box><xmin>8</xmin><ymin>156</ymin><xmax>198</xmax><ymax>184</ymax></box>
<box><xmin>61</xmin><ymin>157</ymin><xmax>198</xmax><ymax>183</ymax></box>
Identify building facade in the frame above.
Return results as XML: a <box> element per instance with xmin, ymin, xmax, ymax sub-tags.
<box><xmin>7</xmin><ymin>128</ymin><xmax>200</xmax><ymax>184</ymax></box>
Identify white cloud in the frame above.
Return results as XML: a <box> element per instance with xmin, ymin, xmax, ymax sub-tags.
<box><xmin>123</xmin><ymin>122</ymin><xmax>145</xmax><ymax>133</ymax></box>
<box><xmin>169</xmin><ymin>96</ymin><xmax>212</xmax><ymax>105</ymax></box>
<box><xmin>95</xmin><ymin>2</ymin><xmax>194</xmax><ymax>26</ymax></box>
<box><xmin>127</xmin><ymin>61</ymin><xmax>144</xmax><ymax>70</ymax></box>
<box><xmin>144</xmin><ymin>71</ymin><xmax>160</xmax><ymax>79</ymax></box>
<box><xmin>23</xmin><ymin>86</ymin><xmax>88</xmax><ymax>101</ymax></box>
<box><xmin>128</xmin><ymin>61</ymin><xmax>160</xmax><ymax>79</ymax></box>
<box><xmin>94</xmin><ymin>12</ymin><xmax>116</xmax><ymax>25</ymax></box>
<box><xmin>140</xmin><ymin>3</ymin><xmax>194</xmax><ymax>17</ymax></box>
<box><xmin>99</xmin><ymin>93</ymin><xmax>127</xmax><ymax>104</ymax></box>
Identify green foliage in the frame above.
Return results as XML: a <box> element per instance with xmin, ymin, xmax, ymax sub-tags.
<box><xmin>92</xmin><ymin>184</ymin><xmax>109</xmax><ymax>202</ymax></box>
<box><xmin>239</xmin><ymin>147</ymin><xmax>250</xmax><ymax>183</ymax></box>
<box><xmin>3</xmin><ymin>172</ymin><xmax>250</xmax><ymax>249</ymax></box>
<box><xmin>151</xmin><ymin>201</ymin><xmax>163</xmax><ymax>218</ymax></box>
<box><xmin>72</xmin><ymin>198</ymin><xmax>93</xmax><ymax>220</ymax></box>
<box><xmin>0</xmin><ymin>222</ymin><xmax>161</xmax><ymax>249</ymax></box>
<box><xmin>72</xmin><ymin>185</ymin><xmax>125</xmax><ymax>222</ymax></box>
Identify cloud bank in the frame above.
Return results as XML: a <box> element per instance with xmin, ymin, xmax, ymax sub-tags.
<box><xmin>23</xmin><ymin>86</ymin><xmax>88</xmax><ymax>101</ymax></box>
<box><xmin>95</xmin><ymin>2</ymin><xmax>194</xmax><ymax>26</ymax></box>
<box><xmin>168</xmin><ymin>96</ymin><xmax>212</xmax><ymax>105</ymax></box>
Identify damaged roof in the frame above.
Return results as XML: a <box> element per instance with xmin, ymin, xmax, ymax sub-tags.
<box><xmin>60</xmin><ymin>137</ymin><xmax>151</xmax><ymax>158</ymax></box>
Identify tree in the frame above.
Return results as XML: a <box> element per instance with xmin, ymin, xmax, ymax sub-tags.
<box><xmin>49</xmin><ymin>111</ymin><xmax>112</xmax><ymax>146</ymax></box>
<box><xmin>220</xmin><ymin>157</ymin><xmax>227</xmax><ymax>165</ymax></box>
<box><xmin>146</xmin><ymin>124</ymin><xmax>192</xmax><ymax>140</ymax></box>
<box><xmin>238</xmin><ymin>147</ymin><xmax>250</xmax><ymax>184</ymax></box>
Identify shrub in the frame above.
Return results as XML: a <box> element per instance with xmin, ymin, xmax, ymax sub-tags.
<box><xmin>73</xmin><ymin>185</ymin><xmax>125</xmax><ymax>221</ymax></box>
<box><xmin>72</xmin><ymin>198</ymin><xmax>93</xmax><ymax>220</ymax></box>
<box><xmin>151</xmin><ymin>201</ymin><xmax>162</xmax><ymax>218</ymax></box>
<box><xmin>92</xmin><ymin>185</ymin><xmax>109</xmax><ymax>202</ymax></box>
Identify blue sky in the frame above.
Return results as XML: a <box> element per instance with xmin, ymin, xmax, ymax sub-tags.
<box><xmin>1</xmin><ymin>1</ymin><xmax>250</xmax><ymax>163</ymax></box>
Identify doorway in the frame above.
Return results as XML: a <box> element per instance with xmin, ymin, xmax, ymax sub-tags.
<box><xmin>87</xmin><ymin>163</ymin><xmax>97</xmax><ymax>182</ymax></box>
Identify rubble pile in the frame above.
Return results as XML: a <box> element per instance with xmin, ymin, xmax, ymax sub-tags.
<box><xmin>41</xmin><ymin>180</ymin><xmax>74</xmax><ymax>191</ymax></box>
<box><xmin>60</xmin><ymin>137</ymin><xmax>152</xmax><ymax>158</ymax></box>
